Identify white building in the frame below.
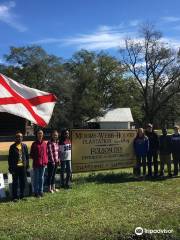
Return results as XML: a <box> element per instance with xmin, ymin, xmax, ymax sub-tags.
<box><xmin>88</xmin><ymin>108</ymin><xmax>134</xmax><ymax>129</ymax></box>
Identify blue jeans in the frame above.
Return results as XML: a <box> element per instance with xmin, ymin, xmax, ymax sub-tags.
<box><xmin>136</xmin><ymin>155</ymin><xmax>147</xmax><ymax>176</ymax></box>
<box><xmin>60</xmin><ymin>161</ymin><xmax>72</xmax><ymax>187</ymax></box>
<box><xmin>33</xmin><ymin>167</ymin><xmax>46</xmax><ymax>194</ymax></box>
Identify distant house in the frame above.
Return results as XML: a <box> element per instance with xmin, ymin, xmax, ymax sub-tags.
<box><xmin>87</xmin><ymin>108</ymin><xmax>134</xmax><ymax>129</ymax></box>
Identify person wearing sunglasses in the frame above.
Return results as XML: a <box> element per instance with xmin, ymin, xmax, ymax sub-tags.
<box><xmin>8</xmin><ymin>131</ymin><xmax>29</xmax><ymax>201</ymax></box>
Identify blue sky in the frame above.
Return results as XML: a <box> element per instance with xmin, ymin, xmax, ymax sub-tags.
<box><xmin>0</xmin><ymin>0</ymin><xmax>180</xmax><ymax>62</ymax></box>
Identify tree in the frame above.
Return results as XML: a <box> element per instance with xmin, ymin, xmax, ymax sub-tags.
<box><xmin>120</xmin><ymin>24</ymin><xmax>180</xmax><ymax>125</ymax></box>
<box><xmin>3</xmin><ymin>46</ymin><xmax>144</xmax><ymax>128</ymax></box>
<box><xmin>67</xmin><ymin>50</ymin><xmax>128</xmax><ymax>127</ymax></box>
<box><xmin>4</xmin><ymin>46</ymin><xmax>73</xmax><ymax>128</ymax></box>
<box><xmin>66</xmin><ymin>50</ymin><xmax>102</xmax><ymax>127</ymax></box>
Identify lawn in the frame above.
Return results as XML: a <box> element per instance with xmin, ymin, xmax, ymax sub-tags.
<box><xmin>0</xmin><ymin>141</ymin><xmax>180</xmax><ymax>240</ymax></box>
<box><xmin>0</xmin><ymin>169</ymin><xmax>179</xmax><ymax>240</ymax></box>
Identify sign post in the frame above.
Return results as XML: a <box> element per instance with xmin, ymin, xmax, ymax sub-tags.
<box><xmin>0</xmin><ymin>173</ymin><xmax>6</xmax><ymax>198</ymax></box>
<box><xmin>71</xmin><ymin>129</ymin><xmax>136</xmax><ymax>173</ymax></box>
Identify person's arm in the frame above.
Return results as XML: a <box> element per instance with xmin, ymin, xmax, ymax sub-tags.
<box><xmin>133</xmin><ymin>138</ymin><xmax>138</xmax><ymax>155</ymax></box>
<box><xmin>30</xmin><ymin>142</ymin><xmax>36</xmax><ymax>168</ymax></box>
<box><xmin>8</xmin><ymin>146</ymin><xmax>13</xmax><ymax>174</ymax></box>
<box><xmin>44</xmin><ymin>143</ymin><xmax>48</xmax><ymax>166</ymax></box>
<box><xmin>146</xmin><ymin>138</ymin><xmax>149</xmax><ymax>153</ymax></box>
<box><xmin>59</xmin><ymin>144</ymin><xmax>64</xmax><ymax>162</ymax></box>
<box><xmin>169</xmin><ymin>135</ymin><xmax>173</xmax><ymax>153</ymax></box>
<box><xmin>25</xmin><ymin>144</ymin><xmax>29</xmax><ymax>169</ymax></box>
<box><xmin>156</xmin><ymin>134</ymin><xmax>160</xmax><ymax>150</ymax></box>
<box><xmin>47</xmin><ymin>141</ymin><xmax>53</xmax><ymax>163</ymax></box>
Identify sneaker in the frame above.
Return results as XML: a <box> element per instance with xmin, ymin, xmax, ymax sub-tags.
<box><xmin>53</xmin><ymin>188</ymin><xmax>59</xmax><ymax>192</ymax></box>
<box><xmin>48</xmin><ymin>189</ymin><xmax>54</xmax><ymax>193</ymax></box>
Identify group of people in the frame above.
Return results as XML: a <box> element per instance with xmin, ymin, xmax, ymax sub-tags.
<box><xmin>134</xmin><ymin>124</ymin><xmax>180</xmax><ymax>178</ymax></box>
<box><xmin>7</xmin><ymin>124</ymin><xmax>180</xmax><ymax>201</ymax></box>
<box><xmin>8</xmin><ymin>129</ymin><xmax>72</xmax><ymax>201</ymax></box>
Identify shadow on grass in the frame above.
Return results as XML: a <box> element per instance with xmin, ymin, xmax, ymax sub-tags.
<box><xmin>73</xmin><ymin>171</ymin><xmax>179</xmax><ymax>185</ymax></box>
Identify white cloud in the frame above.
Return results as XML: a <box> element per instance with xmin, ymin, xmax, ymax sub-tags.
<box><xmin>161</xmin><ymin>16</ymin><xmax>180</xmax><ymax>23</ymax></box>
<box><xmin>62</xmin><ymin>23</ymin><xmax>140</xmax><ymax>50</ymax></box>
<box><xmin>32</xmin><ymin>38</ymin><xmax>61</xmax><ymax>44</ymax></box>
<box><xmin>63</xmin><ymin>31</ymin><xmax>127</xmax><ymax>50</ymax></box>
<box><xmin>0</xmin><ymin>1</ymin><xmax>27</xmax><ymax>32</ymax></box>
<box><xmin>97</xmin><ymin>24</ymin><xmax>124</xmax><ymax>32</ymax></box>
<box><xmin>162</xmin><ymin>37</ymin><xmax>180</xmax><ymax>49</ymax></box>
<box><xmin>129</xmin><ymin>20</ymin><xmax>140</xmax><ymax>27</ymax></box>
<box><xmin>32</xmin><ymin>20</ymin><xmax>180</xmax><ymax>52</ymax></box>
<box><xmin>33</xmin><ymin>23</ymin><xmax>137</xmax><ymax>50</ymax></box>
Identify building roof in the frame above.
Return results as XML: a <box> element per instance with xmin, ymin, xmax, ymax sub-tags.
<box><xmin>88</xmin><ymin>108</ymin><xmax>134</xmax><ymax>123</ymax></box>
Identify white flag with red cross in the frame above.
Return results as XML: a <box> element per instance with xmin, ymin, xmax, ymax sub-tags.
<box><xmin>0</xmin><ymin>73</ymin><xmax>57</xmax><ymax>127</ymax></box>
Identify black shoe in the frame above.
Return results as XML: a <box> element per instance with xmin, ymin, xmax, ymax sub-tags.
<box><xmin>173</xmin><ymin>173</ymin><xmax>178</xmax><ymax>177</ymax></box>
<box><xmin>168</xmin><ymin>173</ymin><xmax>172</xmax><ymax>177</ymax></box>
<box><xmin>34</xmin><ymin>193</ymin><xmax>40</xmax><ymax>198</ymax></box>
<box><xmin>159</xmin><ymin>173</ymin><xmax>164</xmax><ymax>177</ymax></box>
<box><xmin>39</xmin><ymin>193</ymin><xmax>44</xmax><ymax>197</ymax></box>
<box><xmin>146</xmin><ymin>174</ymin><xmax>152</xmax><ymax>178</ymax></box>
<box><xmin>12</xmin><ymin>198</ymin><xmax>19</xmax><ymax>202</ymax></box>
<box><xmin>19</xmin><ymin>194</ymin><xmax>24</xmax><ymax>200</ymax></box>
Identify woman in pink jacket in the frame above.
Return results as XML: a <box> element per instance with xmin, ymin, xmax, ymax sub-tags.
<box><xmin>30</xmin><ymin>129</ymin><xmax>48</xmax><ymax>197</ymax></box>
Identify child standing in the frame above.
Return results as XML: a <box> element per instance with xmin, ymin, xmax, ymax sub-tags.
<box><xmin>47</xmin><ymin>130</ymin><xmax>60</xmax><ymax>193</ymax></box>
<box><xmin>59</xmin><ymin>129</ymin><xmax>72</xmax><ymax>188</ymax></box>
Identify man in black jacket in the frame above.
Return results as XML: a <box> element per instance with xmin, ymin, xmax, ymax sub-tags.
<box><xmin>159</xmin><ymin>128</ymin><xmax>172</xmax><ymax>177</ymax></box>
<box><xmin>145</xmin><ymin>124</ymin><xmax>159</xmax><ymax>177</ymax></box>
<box><xmin>8</xmin><ymin>131</ymin><xmax>29</xmax><ymax>201</ymax></box>
<box><xmin>171</xmin><ymin>125</ymin><xmax>180</xmax><ymax>176</ymax></box>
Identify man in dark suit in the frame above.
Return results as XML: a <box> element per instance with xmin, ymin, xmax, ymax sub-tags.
<box><xmin>145</xmin><ymin>124</ymin><xmax>159</xmax><ymax>177</ymax></box>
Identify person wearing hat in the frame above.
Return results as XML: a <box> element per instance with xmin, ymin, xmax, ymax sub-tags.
<box><xmin>159</xmin><ymin>128</ymin><xmax>172</xmax><ymax>177</ymax></box>
<box><xmin>145</xmin><ymin>123</ymin><xmax>159</xmax><ymax>177</ymax></box>
<box><xmin>171</xmin><ymin>125</ymin><xmax>180</xmax><ymax>176</ymax></box>
<box><xmin>8</xmin><ymin>131</ymin><xmax>29</xmax><ymax>201</ymax></box>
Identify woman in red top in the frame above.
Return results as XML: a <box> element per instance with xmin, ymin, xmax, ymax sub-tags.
<box><xmin>30</xmin><ymin>129</ymin><xmax>48</xmax><ymax>197</ymax></box>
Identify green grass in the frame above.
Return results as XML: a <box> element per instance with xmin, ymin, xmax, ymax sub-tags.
<box><xmin>0</xmin><ymin>169</ymin><xmax>179</xmax><ymax>240</ymax></box>
<box><xmin>0</xmin><ymin>139</ymin><xmax>180</xmax><ymax>240</ymax></box>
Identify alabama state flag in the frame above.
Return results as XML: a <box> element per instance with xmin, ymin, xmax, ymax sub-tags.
<box><xmin>0</xmin><ymin>73</ymin><xmax>57</xmax><ymax>127</ymax></box>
